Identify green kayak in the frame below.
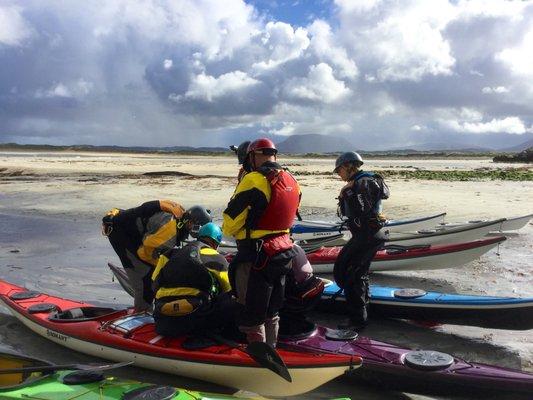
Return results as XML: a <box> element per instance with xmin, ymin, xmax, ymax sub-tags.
<box><xmin>0</xmin><ymin>351</ymin><xmax>264</xmax><ymax>399</ymax></box>
<box><xmin>0</xmin><ymin>351</ymin><xmax>350</xmax><ymax>400</ymax></box>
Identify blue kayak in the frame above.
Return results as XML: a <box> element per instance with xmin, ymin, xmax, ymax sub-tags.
<box><xmin>321</xmin><ymin>280</ymin><xmax>533</xmax><ymax>330</ymax></box>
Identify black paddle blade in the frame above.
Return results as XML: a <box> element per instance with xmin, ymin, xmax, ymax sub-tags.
<box><xmin>246</xmin><ymin>342</ymin><xmax>292</xmax><ymax>383</ymax></box>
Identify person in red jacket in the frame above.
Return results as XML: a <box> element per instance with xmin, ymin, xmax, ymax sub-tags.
<box><xmin>222</xmin><ymin>138</ymin><xmax>301</xmax><ymax>346</ymax></box>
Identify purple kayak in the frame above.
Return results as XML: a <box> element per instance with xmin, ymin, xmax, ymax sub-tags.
<box><xmin>279</xmin><ymin>322</ymin><xmax>533</xmax><ymax>396</ymax></box>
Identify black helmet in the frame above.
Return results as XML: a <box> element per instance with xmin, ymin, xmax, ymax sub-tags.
<box><xmin>230</xmin><ymin>141</ymin><xmax>251</xmax><ymax>165</ymax></box>
<box><xmin>183</xmin><ymin>205</ymin><xmax>212</xmax><ymax>238</ymax></box>
<box><xmin>333</xmin><ymin>151</ymin><xmax>363</xmax><ymax>173</ymax></box>
<box><xmin>184</xmin><ymin>205</ymin><xmax>212</xmax><ymax>226</ymax></box>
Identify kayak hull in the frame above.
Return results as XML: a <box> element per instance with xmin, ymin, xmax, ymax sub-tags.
<box><xmin>438</xmin><ymin>213</ymin><xmax>533</xmax><ymax>232</ymax></box>
<box><xmin>279</xmin><ymin>325</ymin><xmax>533</xmax><ymax>396</ymax></box>
<box><xmin>307</xmin><ymin>236</ymin><xmax>506</xmax><ymax>273</ymax></box>
<box><xmin>295</xmin><ymin>218</ymin><xmax>508</xmax><ymax>248</ymax></box>
<box><xmin>0</xmin><ymin>280</ymin><xmax>357</xmax><ymax>397</ymax></box>
<box><xmin>322</xmin><ymin>282</ymin><xmax>533</xmax><ymax>330</ymax></box>
<box><xmin>291</xmin><ymin>212</ymin><xmax>447</xmax><ymax>241</ymax></box>
<box><xmin>0</xmin><ymin>352</ymin><xmax>248</xmax><ymax>400</ymax></box>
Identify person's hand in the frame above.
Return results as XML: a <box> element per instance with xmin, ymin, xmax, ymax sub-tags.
<box><xmin>159</xmin><ymin>200</ymin><xmax>185</xmax><ymax>218</ymax></box>
<box><xmin>339</xmin><ymin>180</ymin><xmax>354</xmax><ymax>197</ymax></box>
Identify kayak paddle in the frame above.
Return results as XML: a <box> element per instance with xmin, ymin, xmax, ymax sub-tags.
<box><xmin>0</xmin><ymin>360</ymin><xmax>133</xmax><ymax>375</ymax></box>
<box><xmin>208</xmin><ymin>333</ymin><xmax>292</xmax><ymax>383</ymax></box>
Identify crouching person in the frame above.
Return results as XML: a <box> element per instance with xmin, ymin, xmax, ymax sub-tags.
<box><xmin>102</xmin><ymin>200</ymin><xmax>212</xmax><ymax>312</ymax></box>
<box><xmin>151</xmin><ymin>223</ymin><xmax>236</xmax><ymax>337</ymax></box>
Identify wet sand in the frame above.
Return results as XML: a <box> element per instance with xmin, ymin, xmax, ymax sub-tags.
<box><xmin>0</xmin><ymin>151</ymin><xmax>532</xmax><ymax>399</ymax></box>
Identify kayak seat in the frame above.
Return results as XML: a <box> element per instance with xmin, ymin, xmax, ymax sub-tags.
<box><xmin>62</xmin><ymin>370</ymin><xmax>105</xmax><ymax>385</ymax></box>
<box><xmin>384</xmin><ymin>248</ymin><xmax>407</xmax><ymax>255</ymax></box>
<box><xmin>122</xmin><ymin>385</ymin><xmax>177</xmax><ymax>400</ymax></box>
<box><xmin>48</xmin><ymin>307</ymin><xmax>118</xmax><ymax>322</ymax></box>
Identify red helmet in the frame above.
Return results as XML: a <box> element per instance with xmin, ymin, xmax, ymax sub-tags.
<box><xmin>247</xmin><ymin>138</ymin><xmax>278</xmax><ymax>155</ymax></box>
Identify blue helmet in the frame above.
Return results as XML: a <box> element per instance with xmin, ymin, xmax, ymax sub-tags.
<box><xmin>198</xmin><ymin>222</ymin><xmax>223</xmax><ymax>245</ymax></box>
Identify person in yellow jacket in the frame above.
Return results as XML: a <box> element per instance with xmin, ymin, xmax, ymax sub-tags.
<box><xmin>223</xmin><ymin>138</ymin><xmax>301</xmax><ymax>346</ymax></box>
<box><xmin>151</xmin><ymin>223</ymin><xmax>236</xmax><ymax>337</ymax></box>
<box><xmin>102</xmin><ymin>200</ymin><xmax>212</xmax><ymax>311</ymax></box>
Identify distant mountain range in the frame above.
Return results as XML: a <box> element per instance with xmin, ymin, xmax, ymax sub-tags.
<box><xmin>0</xmin><ymin>143</ymin><xmax>228</xmax><ymax>153</ymax></box>
<box><xmin>500</xmin><ymin>138</ymin><xmax>533</xmax><ymax>152</ymax></box>
<box><xmin>2</xmin><ymin>133</ymin><xmax>532</xmax><ymax>155</ymax></box>
<box><xmin>276</xmin><ymin>133</ymin><xmax>533</xmax><ymax>153</ymax></box>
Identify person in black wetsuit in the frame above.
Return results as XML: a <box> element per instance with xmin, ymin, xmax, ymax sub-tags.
<box><xmin>102</xmin><ymin>200</ymin><xmax>212</xmax><ymax>312</ymax></box>
<box><xmin>333</xmin><ymin>152</ymin><xmax>389</xmax><ymax>330</ymax></box>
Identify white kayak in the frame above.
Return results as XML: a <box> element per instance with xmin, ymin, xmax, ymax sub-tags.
<box><xmin>436</xmin><ymin>213</ymin><xmax>533</xmax><ymax>232</ymax></box>
<box><xmin>296</xmin><ymin>218</ymin><xmax>508</xmax><ymax>249</ymax></box>
<box><xmin>384</xmin><ymin>218</ymin><xmax>507</xmax><ymax>247</ymax></box>
<box><xmin>291</xmin><ymin>212</ymin><xmax>447</xmax><ymax>241</ymax></box>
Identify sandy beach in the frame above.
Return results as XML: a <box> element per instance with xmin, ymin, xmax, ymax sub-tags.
<box><xmin>0</xmin><ymin>151</ymin><xmax>532</xmax><ymax>399</ymax></box>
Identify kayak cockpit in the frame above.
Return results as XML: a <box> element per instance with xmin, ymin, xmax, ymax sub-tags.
<box><xmin>0</xmin><ymin>352</ymin><xmax>51</xmax><ymax>389</ymax></box>
<box><xmin>48</xmin><ymin>306</ymin><xmax>119</xmax><ymax>322</ymax></box>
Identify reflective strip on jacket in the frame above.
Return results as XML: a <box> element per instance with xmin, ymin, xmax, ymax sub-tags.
<box><xmin>136</xmin><ymin>211</ymin><xmax>177</xmax><ymax>266</ymax></box>
<box><xmin>151</xmin><ymin>243</ymin><xmax>230</xmax><ymax>300</ymax></box>
<box><xmin>222</xmin><ymin>164</ymin><xmax>301</xmax><ymax>240</ymax></box>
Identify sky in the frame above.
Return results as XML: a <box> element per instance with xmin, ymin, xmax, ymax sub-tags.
<box><xmin>0</xmin><ymin>0</ymin><xmax>532</xmax><ymax>149</ymax></box>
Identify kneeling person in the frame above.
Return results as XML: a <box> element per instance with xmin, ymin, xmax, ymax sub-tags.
<box><xmin>152</xmin><ymin>223</ymin><xmax>234</xmax><ymax>337</ymax></box>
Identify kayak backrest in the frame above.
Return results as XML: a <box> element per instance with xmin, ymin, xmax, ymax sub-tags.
<box><xmin>48</xmin><ymin>307</ymin><xmax>118</xmax><ymax>323</ymax></box>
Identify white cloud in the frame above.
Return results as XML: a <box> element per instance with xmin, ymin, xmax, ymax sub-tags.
<box><xmin>454</xmin><ymin>0</ymin><xmax>529</xmax><ymax>21</ymax></box>
<box><xmin>481</xmin><ymin>86</ymin><xmax>509</xmax><ymax>94</ymax></box>
<box><xmin>336</xmin><ymin>0</ymin><xmax>457</xmax><ymax>81</ymax></box>
<box><xmin>269</xmin><ymin>122</ymin><xmax>297</xmax><ymax>136</ymax></box>
<box><xmin>282</xmin><ymin>63</ymin><xmax>351</xmax><ymax>103</ymax></box>
<box><xmin>252</xmin><ymin>22</ymin><xmax>310</xmax><ymax>70</ymax></box>
<box><xmin>171</xmin><ymin>71</ymin><xmax>260</xmax><ymax>102</ymax></box>
<box><xmin>459</xmin><ymin>107</ymin><xmax>483</xmax><ymax>122</ymax></box>
<box><xmin>496</xmin><ymin>29</ymin><xmax>533</xmax><ymax>79</ymax></box>
<box><xmin>34</xmin><ymin>79</ymin><xmax>94</xmax><ymax>99</ymax></box>
<box><xmin>0</xmin><ymin>5</ymin><xmax>34</xmax><ymax>46</ymax></box>
<box><xmin>441</xmin><ymin>116</ymin><xmax>530</xmax><ymax>134</ymax></box>
<box><xmin>307</xmin><ymin>20</ymin><xmax>358</xmax><ymax>79</ymax></box>
<box><xmin>1</xmin><ymin>0</ymin><xmax>532</xmax><ymax>148</ymax></box>
<box><xmin>335</xmin><ymin>0</ymin><xmax>381</xmax><ymax>13</ymax></box>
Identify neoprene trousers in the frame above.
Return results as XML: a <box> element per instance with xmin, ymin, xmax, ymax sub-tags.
<box><xmin>334</xmin><ymin>233</ymin><xmax>383</xmax><ymax>323</ymax></box>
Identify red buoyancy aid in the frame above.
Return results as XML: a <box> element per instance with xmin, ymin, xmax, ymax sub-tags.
<box><xmin>255</xmin><ymin>169</ymin><xmax>300</xmax><ymax>231</ymax></box>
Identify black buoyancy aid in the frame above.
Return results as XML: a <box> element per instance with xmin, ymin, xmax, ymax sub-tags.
<box><xmin>155</xmin><ymin>242</ymin><xmax>218</xmax><ymax>299</ymax></box>
<box><xmin>339</xmin><ymin>171</ymin><xmax>389</xmax><ymax>219</ymax></box>
<box><xmin>255</xmin><ymin>169</ymin><xmax>300</xmax><ymax>231</ymax></box>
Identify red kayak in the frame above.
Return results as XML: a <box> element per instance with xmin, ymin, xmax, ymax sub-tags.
<box><xmin>306</xmin><ymin>236</ymin><xmax>506</xmax><ymax>273</ymax></box>
<box><xmin>0</xmin><ymin>279</ymin><xmax>359</xmax><ymax>397</ymax></box>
